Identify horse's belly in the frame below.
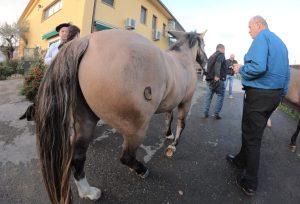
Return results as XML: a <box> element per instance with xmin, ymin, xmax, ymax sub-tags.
<box><xmin>156</xmin><ymin>99</ymin><xmax>181</xmax><ymax>113</ymax></box>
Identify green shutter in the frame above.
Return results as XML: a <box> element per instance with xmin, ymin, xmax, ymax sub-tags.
<box><xmin>42</xmin><ymin>30</ymin><xmax>58</xmax><ymax>40</ymax></box>
<box><xmin>95</xmin><ymin>22</ymin><xmax>113</xmax><ymax>30</ymax></box>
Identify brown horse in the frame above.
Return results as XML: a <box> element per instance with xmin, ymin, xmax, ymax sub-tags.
<box><xmin>35</xmin><ymin>29</ymin><xmax>207</xmax><ymax>203</ymax></box>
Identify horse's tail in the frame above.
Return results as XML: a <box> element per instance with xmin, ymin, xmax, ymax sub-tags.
<box><xmin>35</xmin><ymin>37</ymin><xmax>89</xmax><ymax>204</ymax></box>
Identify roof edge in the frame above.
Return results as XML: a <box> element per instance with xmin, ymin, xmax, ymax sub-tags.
<box><xmin>19</xmin><ymin>0</ymin><xmax>40</xmax><ymax>22</ymax></box>
<box><xmin>157</xmin><ymin>0</ymin><xmax>185</xmax><ymax>32</ymax></box>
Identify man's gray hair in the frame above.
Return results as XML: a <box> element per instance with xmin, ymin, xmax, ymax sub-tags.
<box><xmin>252</xmin><ymin>15</ymin><xmax>268</xmax><ymax>28</ymax></box>
<box><xmin>216</xmin><ymin>44</ymin><xmax>225</xmax><ymax>50</ymax></box>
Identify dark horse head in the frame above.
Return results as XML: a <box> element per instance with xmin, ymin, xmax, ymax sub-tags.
<box><xmin>169</xmin><ymin>30</ymin><xmax>208</xmax><ymax>72</ymax></box>
<box><xmin>195</xmin><ymin>31</ymin><xmax>208</xmax><ymax>70</ymax></box>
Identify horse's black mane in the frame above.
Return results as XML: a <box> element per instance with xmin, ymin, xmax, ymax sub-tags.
<box><xmin>169</xmin><ymin>32</ymin><xmax>199</xmax><ymax>51</ymax></box>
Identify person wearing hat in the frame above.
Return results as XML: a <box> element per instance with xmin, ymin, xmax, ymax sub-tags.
<box><xmin>58</xmin><ymin>24</ymin><xmax>81</xmax><ymax>49</ymax></box>
<box><xmin>44</xmin><ymin>23</ymin><xmax>70</xmax><ymax>65</ymax></box>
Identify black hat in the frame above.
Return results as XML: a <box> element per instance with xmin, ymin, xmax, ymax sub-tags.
<box><xmin>55</xmin><ymin>23</ymin><xmax>70</xmax><ymax>32</ymax></box>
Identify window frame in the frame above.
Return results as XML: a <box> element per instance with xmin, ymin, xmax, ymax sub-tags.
<box><xmin>162</xmin><ymin>23</ymin><xmax>166</xmax><ymax>37</ymax></box>
<box><xmin>43</xmin><ymin>0</ymin><xmax>63</xmax><ymax>21</ymax></box>
<box><xmin>140</xmin><ymin>6</ymin><xmax>147</xmax><ymax>24</ymax></box>
<box><xmin>152</xmin><ymin>15</ymin><xmax>157</xmax><ymax>33</ymax></box>
<box><xmin>101</xmin><ymin>0</ymin><xmax>114</xmax><ymax>7</ymax></box>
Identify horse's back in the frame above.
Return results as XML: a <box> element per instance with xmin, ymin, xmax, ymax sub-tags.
<box><xmin>78</xmin><ymin>30</ymin><xmax>167</xmax><ymax>132</ymax></box>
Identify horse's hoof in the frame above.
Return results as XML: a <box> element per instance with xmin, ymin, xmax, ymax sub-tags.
<box><xmin>289</xmin><ymin>145</ymin><xmax>296</xmax><ymax>153</ymax></box>
<box><xmin>139</xmin><ymin>169</ymin><xmax>150</xmax><ymax>179</ymax></box>
<box><xmin>166</xmin><ymin>133</ymin><xmax>175</xmax><ymax>140</ymax></box>
<box><xmin>78</xmin><ymin>187</ymin><xmax>102</xmax><ymax>201</ymax></box>
<box><xmin>165</xmin><ymin>145</ymin><xmax>176</xmax><ymax>157</ymax></box>
<box><xmin>75</xmin><ymin>177</ymin><xmax>102</xmax><ymax>201</ymax></box>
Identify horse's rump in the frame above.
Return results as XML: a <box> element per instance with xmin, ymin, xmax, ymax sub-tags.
<box><xmin>78</xmin><ymin>30</ymin><xmax>169</xmax><ymax>131</ymax></box>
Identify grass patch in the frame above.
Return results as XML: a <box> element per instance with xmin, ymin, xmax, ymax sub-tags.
<box><xmin>278</xmin><ymin>103</ymin><xmax>299</xmax><ymax>121</ymax></box>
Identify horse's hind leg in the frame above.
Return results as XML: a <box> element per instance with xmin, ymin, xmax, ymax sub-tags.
<box><xmin>289</xmin><ymin>117</ymin><xmax>300</xmax><ymax>152</ymax></box>
<box><xmin>165</xmin><ymin>111</ymin><xmax>174</xmax><ymax>140</ymax></box>
<box><xmin>72</xmin><ymin>93</ymin><xmax>101</xmax><ymax>201</ymax></box>
<box><xmin>120</xmin><ymin>125</ymin><xmax>149</xmax><ymax>178</ymax></box>
<box><xmin>165</xmin><ymin>102</ymin><xmax>191</xmax><ymax>157</ymax></box>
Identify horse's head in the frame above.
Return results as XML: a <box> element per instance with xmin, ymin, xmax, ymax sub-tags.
<box><xmin>195</xmin><ymin>30</ymin><xmax>208</xmax><ymax>71</ymax></box>
<box><xmin>168</xmin><ymin>30</ymin><xmax>208</xmax><ymax>72</ymax></box>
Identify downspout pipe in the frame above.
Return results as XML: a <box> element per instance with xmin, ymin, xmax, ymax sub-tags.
<box><xmin>91</xmin><ymin>0</ymin><xmax>97</xmax><ymax>33</ymax></box>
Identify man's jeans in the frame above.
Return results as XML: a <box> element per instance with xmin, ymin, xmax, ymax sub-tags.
<box><xmin>225</xmin><ymin>75</ymin><xmax>234</xmax><ymax>96</ymax></box>
<box><xmin>203</xmin><ymin>80</ymin><xmax>226</xmax><ymax>115</ymax></box>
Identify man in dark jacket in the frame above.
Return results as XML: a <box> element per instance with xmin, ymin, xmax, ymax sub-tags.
<box><xmin>225</xmin><ymin>54</ymin><xmax>238</xmax><ymax>98</ymax></box>
<box><xmin>203</xmin><ymin>44</ymin><xmax>226</xmax><ymax>119</ymax></box>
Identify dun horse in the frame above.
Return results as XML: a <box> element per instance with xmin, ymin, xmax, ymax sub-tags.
<box><xmin>35</xmin><ymin>29</ymin><xmax>207</xmax><ymax>203</ymax></box>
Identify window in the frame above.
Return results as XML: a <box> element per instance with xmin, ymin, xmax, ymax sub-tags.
<box><xmin>43</xmin><ymin>1</ymin><xmax>63</xmax><ymax>20</ymax></box>
<box><xmin>152</xmin><ymin>15</ymin><xmax>157</xmax><ymax>33</ymax></box>
<box><xmin>163</xmin><ymin>23</ymin><xmax>166</xmax><ymax>36</ymax></box>
<box><xmin>102</xmin><ymin>0</ymin><xmax>114</xmax><ymax>7</ymax></box>
<box><xmin>140</xmin><ymin>6</ymin><xmax>147</xmax><ymax>24</ymax></box>
<box><xmin>169</xmin><ymin>37</ymin><xmax>176</xmax><ymax>47</ymax></box>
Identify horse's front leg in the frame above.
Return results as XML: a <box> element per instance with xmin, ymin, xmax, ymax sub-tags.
<box><xmin>165</xmin><ymin>111</ymin><xmax>174</xmax><ymax>140</ymax></box>
<box><xmin>289</xmin><ymin>117</ymin><xmax>300</xmax><ymax>152</ymax></box>
<box><xmin>165</xmin><ymin>102</ymin><xmax>190</xmax><ymax>157</ymax></box>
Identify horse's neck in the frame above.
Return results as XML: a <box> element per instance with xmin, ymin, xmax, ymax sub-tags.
<box><xmin>168</xmin><ymin>43</ymin><xmax>196</xmax><ymax>61</ymax></box>
<box><xmin>157</xmin><ymin>47</ymin><xmax>197</xmax><ymax>112</ymax></box>
<box><xmin>166</xmin><ymin>48</ymin><xmax>195</xmax><ymax>70</ymax></box>
<box><xmin>163</xmin><ymin>45</ymin><xmax>197</xmax><ymax>92</ymax></box>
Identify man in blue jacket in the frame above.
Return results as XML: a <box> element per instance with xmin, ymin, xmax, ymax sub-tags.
<box><xmin>227</xmin><ymin>15</ymin><xmax>290</xmax><ymax>196</ymax></box>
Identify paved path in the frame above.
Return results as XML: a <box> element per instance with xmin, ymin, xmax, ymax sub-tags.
<box><xmin>0</xmin><ymin>78</ymin><xmax>299</xmax><ymax>204</ymax></box>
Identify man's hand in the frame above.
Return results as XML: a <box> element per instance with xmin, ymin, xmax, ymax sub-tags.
<box><xmin>214</xmin><ymin>76</ymin><xmax>220</xmax><ymax>81</ymax></box>
<box><xmin>233</xmin><ymin>64</ymin><xmax>241</xmax><ymax>74</ymax></box>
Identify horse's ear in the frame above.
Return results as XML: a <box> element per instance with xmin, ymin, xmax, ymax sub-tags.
<box><xmin>168</xmin><ymin>30</ymin><xmax>186</xmax><ymax>39</ymax></box>
<box><xmin>198</xmin><ymin>30</ymin><xmax>207</xmax><ymax>38</ymax></box>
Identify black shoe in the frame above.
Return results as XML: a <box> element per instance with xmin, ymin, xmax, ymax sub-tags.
<box><xmin>236</xmin><ymin>175</ymin><xmax>256</xmax><ymax>196</ymax></box>
<box><xmin>214</xmin><ymin>114</ymin><xmax>222</xmax><ymax>120</ymax></box>
<box><xmin>226</xmin><ymin>154</ymin><xmax>243</xmax><ymax>169</ymax></box>
<box><xmin>203</xmin><ymin>113</ymin><xmax>208</xmax><ymax>118</ymax></box>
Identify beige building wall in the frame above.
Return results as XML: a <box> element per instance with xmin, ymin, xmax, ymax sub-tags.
<box><xmin>95</xmin><ymin>0</ymin><xmax>170</xmax><ymax>49</ymax></box>
<box><xmin>21</xmin><ymin>0</ymin><xmax>88</xmax><ymax>49</ymax></box>
<box><xmin>19</xmin><ymin>0</ymin><xmax>184</xmax><ymax>57</ymax></box>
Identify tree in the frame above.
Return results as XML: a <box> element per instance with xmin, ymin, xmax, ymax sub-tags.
<box><xmin>0</xmin><ymin>21</ymin><xmax>29</xmax><ymax>60</ymax></box>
